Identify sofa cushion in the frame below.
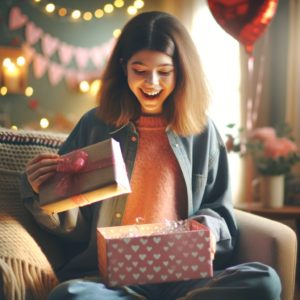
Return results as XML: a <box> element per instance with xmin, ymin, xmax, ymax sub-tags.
<box><xmin>0</xmin><ymin>128</ymin><xmax>67</xmax><ymax>299</ymax></box>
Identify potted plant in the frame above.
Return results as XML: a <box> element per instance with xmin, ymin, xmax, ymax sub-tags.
<box><xmin>226</xmin><ymin>124</ymin><xmax>300</xmax><ymax>207</ymax></box>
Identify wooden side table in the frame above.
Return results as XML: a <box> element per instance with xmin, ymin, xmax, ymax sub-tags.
<box><xmin>235</xmin><ymin>202</ymin><xmax>300</xmax><ymax>226</ymax></box>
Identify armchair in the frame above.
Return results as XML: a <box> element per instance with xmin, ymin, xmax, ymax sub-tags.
<box><xmin>233</xmin><ymin>209</ymin><xmax>297</xmax><ymax>300</ymax></box>
<box><xmin>0</xmin><ymin>128</ymin><xmax>297</xmax><ymax>300</ymax></box>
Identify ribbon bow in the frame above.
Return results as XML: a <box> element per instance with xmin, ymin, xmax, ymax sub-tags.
<box><xmin>57</xmin><ymin>150</ymin><xmax>88</xmax><ymax>173</ymax></box>
<box><xmin>55</xmin><ymin>150</ymin><xmax>89</xmax><ymax>196</ymax></box>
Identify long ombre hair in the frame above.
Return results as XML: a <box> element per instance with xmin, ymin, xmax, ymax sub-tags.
<box><xmin>97</xmin><ymin>11</ymin><xmax>210</xmax><ymax>136</ymax></box>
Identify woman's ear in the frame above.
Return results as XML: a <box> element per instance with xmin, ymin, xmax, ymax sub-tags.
<box><xmin>120</xmin><ymin>58</ymin><xmax>127</xmax><ymax>76</ymax></box>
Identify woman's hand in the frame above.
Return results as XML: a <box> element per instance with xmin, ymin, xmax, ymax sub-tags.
<box><xmin>26</xmin><ymin>153</ymin><xmax>61</xmax><ymax>193</ymax></box>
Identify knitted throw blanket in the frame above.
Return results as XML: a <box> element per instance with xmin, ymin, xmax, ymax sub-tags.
<box><xmin>0</xmin><ymin>128</ymin><xmax>67</xmax><ymax>299</ymax></box>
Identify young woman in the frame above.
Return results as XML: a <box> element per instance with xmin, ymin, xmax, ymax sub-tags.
<box><xmin>22</xmin><ymin>11</ymin><xmax>281</xmax><ymax>300</ymax></box>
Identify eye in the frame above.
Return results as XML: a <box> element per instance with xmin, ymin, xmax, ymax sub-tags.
<box><xmin>158</xmin><ymin>69</ymin><xmax>174</xmax><ymax>76</ymax></box>
<box><xmin>132</xmin><ymin>68</ymin><xmax>146</xmax><ymax>75</ymax></box>
<box><xmin>159</xmin><ymin>71</ymin><xmax>172</xmax><ymax>76</ymax></box>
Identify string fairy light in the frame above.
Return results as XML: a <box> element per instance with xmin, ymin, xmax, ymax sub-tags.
<box><xmin>40</xmin><ymin>117</ymin><xmax>50</xmax><ymax>129</ymax></box>
<box><xmin>0</xmin><ymin>87</ymin><xmax>8</xmax><ymax>96</ymax></box>
<box><xmin>30</xmin><ymin>0</ymin><xmax>145</xmax><ymax>21</ymax></box>
<box><xmin>113</xmin><ymin>28</ymin><xmax>121</xmax><ymax>38</ymax></box>
<box><xmin>127</xmin><ymin>5</ymin><xmax>137</xmax><ymax>15</ymax></box>
<box><xmin>25</xmin><ymin>86</ymin><xmax>34</xmax><ymax>97</ymax></box>
<box><xmin>45</xmin><ymin>3</ymin><xmax>55</xmax><ymax>14</ymax></box>
<box><xmin>104</xmin><ymin>4</ymin><xmax>114</xmax><ymax>14</ymax></box>
<box><xmin>114</xmin><ymin>0</ymin><xmax>125</xmax><ymax>8</ymax></box>
<box><xmin>83</xmin><ymin>11</ymin><xmax>93</xmax><ymax>21</ymax></box>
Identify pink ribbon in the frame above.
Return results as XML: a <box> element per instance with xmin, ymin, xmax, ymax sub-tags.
<box><xmin>55</xmin><ymin>150</ymin><xmax>114</xmax><ymax>202</ymax></box>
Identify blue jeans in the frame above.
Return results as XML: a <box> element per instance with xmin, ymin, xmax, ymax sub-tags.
<box><xmin>48</xmin><ymin>262</ymin><xmax>281</xmax><ymax>300</ymax></box>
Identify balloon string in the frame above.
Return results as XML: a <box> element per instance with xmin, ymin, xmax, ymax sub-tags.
<box><xmin>245</xmin><ymin>54</ymin><xmax>255</xmax><ymax>206</ymax></box>
<box><xmin>246</xmin><ymin>55</ymin><xmax>255</xmax><ymax>131</ymax></box>
<box><xmin>252</xmin><ymin>39</ymin><xmax>267</xmax><ymax>126</ymax></box>
<box><xmin>245</xmin><ymin>46</ymin><xmax>265</xmax><ymax>206</ymax></box>
<box><xmin>252</xmin><ymin>56</ymin><xmax>264</xmax><ymax>125</ymax></box>
<box><xmin>246</xmin><ymin>41</ymin><xmax>266</xmax><ymax>130</ymax></box>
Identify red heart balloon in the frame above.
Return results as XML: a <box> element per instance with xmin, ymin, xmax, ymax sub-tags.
<box><xmin>207</xmin><ymin>0</ymin><xmax>278</xmax><ymax>54</ymax></box>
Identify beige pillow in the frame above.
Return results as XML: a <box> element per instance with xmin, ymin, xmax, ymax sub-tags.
<box><xmin>0</xmin><ymin>128</ymin><xmax>67</xmax><ymax>300</ymax></box>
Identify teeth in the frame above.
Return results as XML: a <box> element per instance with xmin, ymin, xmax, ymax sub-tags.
<box><xmin>142</xmin><ymin>90</ymin><xmax>160</xmax><ymax>96</ymax></box>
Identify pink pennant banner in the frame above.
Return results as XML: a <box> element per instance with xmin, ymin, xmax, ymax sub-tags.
<box><xmin>75</xmin><ymin>47</ymin><xmax>90</xmax><ymax>69</ymax></box>
<box><xmin>90</xmin><ymin>46</ymin><xmax>104</xmax><ymax>67</ymax></box>
<box><xmin>89</xmin><ymin>39</ymin><xmax>115</xmax><ymax>68</ymax></box>
<box><xmin>9</xmin><ymin>6</ymin><xmax>28</xmax><ymax>30</ymax></box>
<box><xmin>25</xmin><ymin>22</ymin><xmax>43</xmax><ymax>45</ymax></box>
<box><xmin>33</xmin><ymin>54</ymin><xmax>48</xmax><ymax>79</ymax></box>
<box><xmin>8</xmin><ymin>7</ymin><xmax>116</xmax><ymax>73</ymax></box>
<box><xmin>104</xmin><ymin>38</ymin><xmax>116</xmax><ymax>57</ymax></box>
<box><xmin>58</xmin><ymin>43</ymin><xmax>74</xmax><ymax>65</ymax></box>
<box><xmin>48</xmin><ymin>62</ymin><xmax>65</xmax><ymax>86</ymax></box>
<box><xmin>42</xmin><ymin>34</ymin><xmax>59</xmax><ymax>57</ymax></box>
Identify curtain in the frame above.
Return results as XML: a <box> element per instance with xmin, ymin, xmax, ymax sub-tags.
<box><xmin>286</xmin><ymin>0</ymin><xmax>300</xmax><ymax>180</ymax></box>
<box><xmin>286</xmin><ymin>0</ymin><xmax>300</xmax><ymax>146</ymax></box>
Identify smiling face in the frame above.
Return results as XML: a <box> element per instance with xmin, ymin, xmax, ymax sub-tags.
<box><xmin>126</xmin><ymin>50</ymin><xmax>176</xmax><ymax>115</ymax></box>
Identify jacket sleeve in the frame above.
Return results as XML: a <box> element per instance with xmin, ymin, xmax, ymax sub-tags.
<box><xmin>190</xmin><ymin>121</ymin><xmax>238</xmax><ymax>269</ymax></box>
<box><xmin>20</xmin><ymin>113</ymin><xmax>93</xmax><ymax>242</ymax></box>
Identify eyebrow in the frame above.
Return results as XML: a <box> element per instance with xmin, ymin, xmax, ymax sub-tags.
<box><xmin>130</xmin><ymin>61</ymin><xmax>174</xmax><ymax>67</ymax></box>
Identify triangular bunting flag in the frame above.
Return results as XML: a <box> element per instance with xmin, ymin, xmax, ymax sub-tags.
<box><xmin>58</xmin><ymin>42</ymin><xmax>74</xmax><ymax>65</ymax></box>
<box><xmin>48</xmin><ymin>62</ymin><xmax>65</xmax><ymax>86</ymax></box>
<box><xmin>25</xmin><ymin>21</ymin><xmax>43</xmax><ymax>45</ymax></box>
<box><xmin>9</xmin><ymin>6</ymin><xmax>28</xmax><ymax>30</ymax></box>
<box><xmin>90</xmin><ymin>46</ymin><xmax>104</xmax><ymax>67</ymax></box>
<box><xmin>75</xmin><ymin>47</ymin><xmax>90</xmax><ymax>69</ymax></box>
<box><xmin>42</xmin><ymin>34</ymin><xmax>59</xmax><ymax>57</ymax></box>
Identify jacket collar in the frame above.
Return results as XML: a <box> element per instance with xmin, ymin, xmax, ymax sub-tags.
<box><xmin>108</xmin><ymin>121</ymin><xmax>136</xmax><ymax>135</ymax></box>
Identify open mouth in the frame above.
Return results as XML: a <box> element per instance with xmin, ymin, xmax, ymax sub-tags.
<box><xmin>141</xmin><ymin>89</ymin><xmax>162</xmax><ymax>99</ymax></box>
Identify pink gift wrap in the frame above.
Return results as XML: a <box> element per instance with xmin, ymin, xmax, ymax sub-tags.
<box><xmin>39</xmin><ymin>138</ymin><xmax>131</xmax><ymax>214</ymax></box>
<box><xmin>97</xmin><ymin>220</ymin><xmax>213</xmax><ymax>286</ymax></box>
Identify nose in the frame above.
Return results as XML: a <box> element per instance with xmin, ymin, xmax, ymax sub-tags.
<box><xmin>145</xmin><ymin>71</ymin><xmax>159</xmax><ymax>85</ymax></box>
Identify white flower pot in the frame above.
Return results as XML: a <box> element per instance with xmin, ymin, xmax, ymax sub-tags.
<box><xmin>259</xmin><ymin>175</ymin><xmax>285</xmax><ymax>208</ymax></box>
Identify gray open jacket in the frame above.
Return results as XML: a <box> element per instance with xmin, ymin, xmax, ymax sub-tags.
<box><xmin>21</xmin><ymin>108</ymin><xmax>238</xmax><ymax>281</ymax></box>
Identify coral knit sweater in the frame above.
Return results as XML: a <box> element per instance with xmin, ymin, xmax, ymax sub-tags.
<box><xmin>122</xmin><ymin>115</ymin><xmax>187</xmax><ymax>225</ymax></box>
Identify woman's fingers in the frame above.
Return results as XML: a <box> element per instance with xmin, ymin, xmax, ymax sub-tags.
<box><xmin>26</xmin><ymin>153</ymin><xmax>61</xmax><ymax>193</ymax></box>
<box><xmin>27</xmin><ymin>163</ymin><xmax>57</xmax><ymax>181</ymax></box>
<box><xmin>31</xmin><ymin>172</ymin><xmax>56</xmax><ymax>193</ymax></box>
<box><xmin>26</xmin><ymin>153</ymin><xmax>60</xmax><ymax>172</ymax></box>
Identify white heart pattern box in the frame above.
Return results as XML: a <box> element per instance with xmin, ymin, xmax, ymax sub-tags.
<box><xmin>97</xmin><ymin>220</ymin><xmax>213</xmax><ymax>286</ymax></box>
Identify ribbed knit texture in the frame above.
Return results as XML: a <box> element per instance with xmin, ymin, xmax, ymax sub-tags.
<box><xmin>122</xmin><ymin>115</ymin><xmax>187</xmax><ymax>225</ymax></box>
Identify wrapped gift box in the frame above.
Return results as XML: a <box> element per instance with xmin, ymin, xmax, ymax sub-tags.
<box><xmin>39</xmin><ymin>138</ymin><xmax>131</xmax><ymax>214</ymax></box>
<box><xmin>97</xmin><ymin>220</ymin><xmax>213</xmax><ymax>286</ymax></box>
